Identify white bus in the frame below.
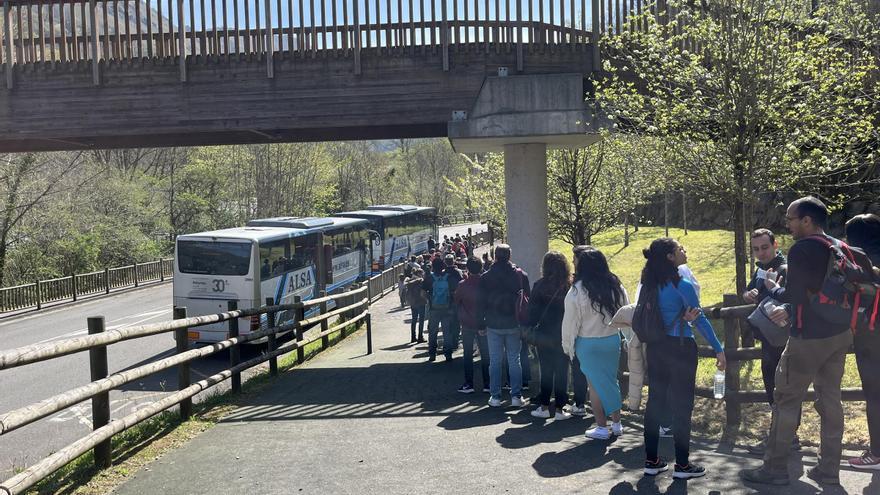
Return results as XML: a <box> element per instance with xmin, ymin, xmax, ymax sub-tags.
<box><xmin>174</xmin><ymin>225</ymin><xmax>319</xmax><ymax>343</ymax></box>
<box><xmin>337</xmin><ymin>205</ymin><xmax>437</xmax><ymax>272</ymax></box>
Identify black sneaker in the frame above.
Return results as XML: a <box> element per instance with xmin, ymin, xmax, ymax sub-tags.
<box><xmin>673</xmin><ymin>463</ymin><xmax>706</xmax><ymax>479</ymax></box>
<box><xmin>740</xmin><ymin>467</ymin><xmax>790</xmax><ymax>485</ymax></box>
<box><xmin>457</xmin><ymin>384</ymin><xmax>475</xmax><ymax>394</ymax></box>
<box><xmin>444</xmin><ymin>352</ymin><xmax>453</xmax><ymax>362</ymax></box>
<box><xmin>522</xmin><ymin>383</ymin><xmax>530</xmax><ymax>391</ymax></box>
<box><xmin>427</xmin><ymin>355</ymin><xmax>436</xmax><ymax>362</ymax></box>
<box><xmin>644</xmin><ymin>458</ymin><xmax>668</xmax><ymax>476</ymax></box>
<box><xmin>806</xmin><ymin>467</ymin><xmax>840</xmax><ymax>486</ymax></box>
<box><xmin>482</xmin><ymin>386</ymin><xmax>490</xmax><ymax>393</ymax></box>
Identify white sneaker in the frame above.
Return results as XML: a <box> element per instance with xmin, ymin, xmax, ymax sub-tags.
<box><xmin>511</xmin><ymin>396</ymin><xmax>526</xmax><ymax>407</ymax></box>
<box><xmin>585</xmin><ymin>426</ymin><xmax>611</xmax><ymax>440</ymax></box>
<box><xmin>531</xmin><ymin>406</ymin><xmax>550</xmax><ymax>418</ymax></box>
<box><xmin>611</xmin><ymin>422</ymin><xmax>624</xmax><ymax>436</ymax></box>
<box><xmin>659</xmin><ymin>426</ymin><xmax>673</xmax><ymax>438</ymax></box>
<box><xmin>488</xmin><ymin>397</ymin><xmax>504</xmax><ymax>407</ymax></box>
<box><xmin>568</xmin><ymin>404</ymin><xmax>587</xmax><ymax>416</ymax></box>
<box><xmin>554</xmin><ymin>411</ymin><xmax>572</xmax><ymax>421</ymax></box>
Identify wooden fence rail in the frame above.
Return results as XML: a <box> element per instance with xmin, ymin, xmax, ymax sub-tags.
<box><xmin>618</xmin><ymin>294</ymin><xmax>866</xmax><ymax>427</ymax></box>
<box><xmin>0</xmin><ymin>258</ymin><xmax>172</xmax><ymax>314</ymax></box>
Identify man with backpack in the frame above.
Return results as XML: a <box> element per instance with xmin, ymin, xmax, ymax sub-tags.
<box><xmin>741</xmin><ymin>197</ymin><xmax>856</xmax><ymax>486</ymax></box>
<box><xmin>476</xmin><ymin>244</ymin><xmax>530</xmax><ymax>408</ymax></box>
<box><xmin>741</xmin><ymin>228</ymin><xmax>801</xmax><ymax>454</ymax></box>
<box><xmin>422</xmin><ymin>257</ymin><xmax>459</xmax><ymax>362</ymax></box>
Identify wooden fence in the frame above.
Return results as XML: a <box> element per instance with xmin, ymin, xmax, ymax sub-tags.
<box><xmin>0</xmin><ymin>280</ymin><xmax>379</xmax><ymax>494</ymax></box>
<box><xmin>666</xmin><ymin>294</ymin><xmax>864</xmax><ymax>426</ymax></box>
<box><xmin>0</xmin><ymin>259</ymin><xmax>173</xmax><ymax>314</ymax></box>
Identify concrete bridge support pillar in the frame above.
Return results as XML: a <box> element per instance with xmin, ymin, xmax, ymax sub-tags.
<box><xmin>448</xmin><ymin>73</ymin><xmax>609</xmax><ymax>278</ymax></box>
<box><xmin>503</xmin><ymin>143</ymin><xmax>548</xmax><ymax>280</ymax></box>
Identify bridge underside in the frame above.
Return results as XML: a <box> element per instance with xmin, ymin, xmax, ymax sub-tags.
<box><xmin>0</xmin><ymin>48</ymin><xmax>595</xmax><ymax>152</ymax></box>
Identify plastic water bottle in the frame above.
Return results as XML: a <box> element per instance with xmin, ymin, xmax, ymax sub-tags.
<box><xmin>714</xmin><ymin>370</ymin><xmax>726</xmax><ymax>399</ymax></box>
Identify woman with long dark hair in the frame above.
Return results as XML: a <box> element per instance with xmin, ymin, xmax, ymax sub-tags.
<box><xmin>561</xmin><ymin>247</ymin><xmax>629</xmax><ymax>439</ymax></box>
<box><xmin>528</xmin><ymin>251</ymin><xmax>573</xmax><ymax>420</ymax></box>
<box><xmin>640</xmin><ymin>238</ymin><xmax>726</xmax><ymax>479</ymax></box>
<box><xmin>845</xmin><ymin>214</ymin><xmax>880</xmax><ymax>470</ymax></box>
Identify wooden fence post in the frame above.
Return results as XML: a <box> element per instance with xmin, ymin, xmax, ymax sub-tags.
<box><xmin>319</xmin><ymin>290</ymin><xmax>329</xmax><ymax>350</ymax></box>
<box><xmin>441</xmin><ymin>0</ymin><xmax>449</xmax><ymax>71</ymax></box>
<box><xmin>173</xmin><ymin>307</ymin><xmax>192</xmax><ymax>420</ymax></box>
<box><xmin>72</xmin><ymin>274</ymin><xmax>78</xmax><ymax>302</ymax></box>
<box><xmin>105</xmin><ymin>267</ymin><xmax>110</xmax><ymax>293</ymax></box>
<box><xmin>265</xmin><ymin>297</ymin><xmax>278</xmax><ymax>377</ymax></box>
<box><xmin>35</xmin><ymin>280</ymin><xmax>42</xmax><ymax>310</ymax></box>
<box><xmin>353</xmin><ymin>0</ymin><xmax>361</xmax><ymax>74</ymax></box>
<box><xmin>295</xmin><ymin>295</ymin><xmax>305</xmax><ymax>364</ymax></box>
<box><xmin>366</xmin><ymin>311</ymin><xmax>373</xmax><ymax>355</ymax></box>
<box><xmin>228</xmin><ymin>300</ymin><xmax>241</xmax><ymax>393</ymax></box>
<box><xmin>133</xmin><ymin>262</ymin><xmax>139</xmax><ymax>287</ymax></box>
<box><xmin>722</xmin><ymin>293</ymin><xmax>741</xmax><ymax>426</ymax></box>
<box><xmin>159</xmin><ymin>259</ymin><xmax>165</xmax><ymax>282</ymax></box>
<box><xmin>88</xmin><ymin>316</ymin><xmax>111</xmax><ymax>468</ymax></box>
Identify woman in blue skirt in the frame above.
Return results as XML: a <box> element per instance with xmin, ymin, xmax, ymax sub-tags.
<box><xmin>561</xmin><ymin>247</ymin><xmax>629</xmax><ymax>440</ymax></box>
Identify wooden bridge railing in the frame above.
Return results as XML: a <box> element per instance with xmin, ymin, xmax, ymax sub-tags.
<box><xmin>0</xmin><ymin>0</ymin><xmax>656</xmax><ymax>86</ymax></box>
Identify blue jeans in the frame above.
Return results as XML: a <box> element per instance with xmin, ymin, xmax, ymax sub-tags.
<box><xmin>462</xmin><ymin>327</ymin><xmax>489</xmax><ymax>388</ymax></box>
<box><xmin>488</xmin><ymin>327</ymin><xmax>523</xmax><ymax>399</ymax></box>
<box><xmin>427</xmin><ymin>309</ymin><xmax>453</xmax><ymax>358</ymax></box>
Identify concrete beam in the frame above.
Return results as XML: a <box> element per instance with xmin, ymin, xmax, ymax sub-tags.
<box><xmin>447</xmin><ymin>73</ymin><xmax>606</xmax><ymax>153</ymax></box>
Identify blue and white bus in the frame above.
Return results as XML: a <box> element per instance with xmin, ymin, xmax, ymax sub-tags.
<box><xmin>174</xmin><ymin>225</ymin><xmax>325</xmax><ymax>343</ymax></box>
<box><xmin>337</xmin><ymin>205</ymin><xmax>438</xmax><ymax>271</ymax></box>
<box><xmin>246</xmin><ymin>216</ymin><xmax>371</xmax><ymax>293</ymax></box>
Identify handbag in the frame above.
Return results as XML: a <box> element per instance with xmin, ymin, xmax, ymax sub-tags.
<box><xmin>525</xmin><ymin>285</ymin><xmax>563</xmax><ymax>348</ymax></box>
<box><xmin>747</xmin><ymin>296</ymin><xmax>791</xmax><ymax>348</ymax></box>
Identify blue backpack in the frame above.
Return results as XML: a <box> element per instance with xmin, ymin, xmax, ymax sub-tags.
<box><xmin>431</xmin><ymin>273</ymin><xmax>451</xmax><ymax>309</ymax></box>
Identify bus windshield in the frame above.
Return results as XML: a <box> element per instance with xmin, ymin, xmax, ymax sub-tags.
<box><xmin>178</xmin><ymin>241</ymin><xmax>251</xmax><ymax>276</ymax></box>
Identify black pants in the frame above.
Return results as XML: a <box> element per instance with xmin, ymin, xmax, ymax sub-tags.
<box><xmin>537</xmin><ymin>344</ymin><xmax>570</xmax><ymax>408</ymax></box>
<box><xmin>644</xmin><ymin>336</ymin><xmax>697</xmax><ymax>466</ymax></box>
<box><xmin>462</xmin><ymin>328</ymin><xmax>490</xmax><ymax>388</ymax></box>
<box><xmin>410</xmin><ymin>305</ymin><xmax>426</xmax><ymax>342</ymax></box>
<box><xmin>855</xmin><ymin>331</ymin><xmax>880</xmax><ymax>457</ymax></box>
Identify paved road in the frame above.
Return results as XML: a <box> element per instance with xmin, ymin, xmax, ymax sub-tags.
<box><xmin>0</xmin><ymin>222</ymin><xmax>487</xmax><ymax>479</ymax></box>
<box><xmin>114</xmin><ymin>282</ymin><xmax>877</xmax><ymax>495</ymax></box>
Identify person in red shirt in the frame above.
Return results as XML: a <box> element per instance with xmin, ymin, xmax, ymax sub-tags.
<box><xmin>454</xmin><ymin>258</ymin><xmax>488</xmax><ymax>393</ymax></box>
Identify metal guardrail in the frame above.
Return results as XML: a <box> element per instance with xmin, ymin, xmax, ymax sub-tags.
<box><xmin>438</xmin><ymin>212</ymin><xmax>482</xmax><ymax>226</ymax></box>
<box><xmin>0</xmin><ymin>259</ymin><xmax>173</xmax><ymax>314</ymax></box>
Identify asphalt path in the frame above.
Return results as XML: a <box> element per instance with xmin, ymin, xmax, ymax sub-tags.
<box><xmin>0</xmin><ymin>222</ymin><xmax>486</xmax><ymax>480</ymax></box>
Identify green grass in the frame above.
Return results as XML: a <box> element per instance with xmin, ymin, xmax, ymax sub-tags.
<box><xmin>552</xmin><ymin>226</ymin><xmax>867</xmax><ymax>449</ymax></box>
<box><xmin>550</xmin><ymin>225</ymin><xmax>795</xmax><ymax>307</ymax></box>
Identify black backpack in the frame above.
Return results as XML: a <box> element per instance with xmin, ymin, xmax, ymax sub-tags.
<box><xmin>632</xmin><ymin>285</ymin><xmax>667</xmax><ymax>344</ymax></box>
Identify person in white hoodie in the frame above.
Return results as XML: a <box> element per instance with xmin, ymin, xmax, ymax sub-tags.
<box><xmin>562</xmin><ymin>247</ymin><xmax>630</xmax><ymax>440</ymax></box>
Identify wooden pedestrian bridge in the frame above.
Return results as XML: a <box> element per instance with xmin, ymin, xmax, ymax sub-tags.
<box><xmin>0</xmin><ymin>0</ymin><xmax>644</xmax><ymax>152</ymax></box>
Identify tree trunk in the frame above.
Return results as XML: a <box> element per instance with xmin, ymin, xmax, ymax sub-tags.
<box><xmin>624</xmin><ymin>213</ymin><xmax>630</xmax><ymax>248</ymax></box>
<box><xmin>682</xmin><ymin>190</ymin><xmax>688</xmax><ymax>235</ymax></box>
<box><xmin>664</xmin><ymin>189</ymin><xmax>670</xmax><ymax>237</ymax></box>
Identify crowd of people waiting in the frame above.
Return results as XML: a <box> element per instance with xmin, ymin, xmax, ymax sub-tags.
<box><xmin>395</xmin><ymin>197</ymin><xmax>880</xmax><ymax>484</ymax></box>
